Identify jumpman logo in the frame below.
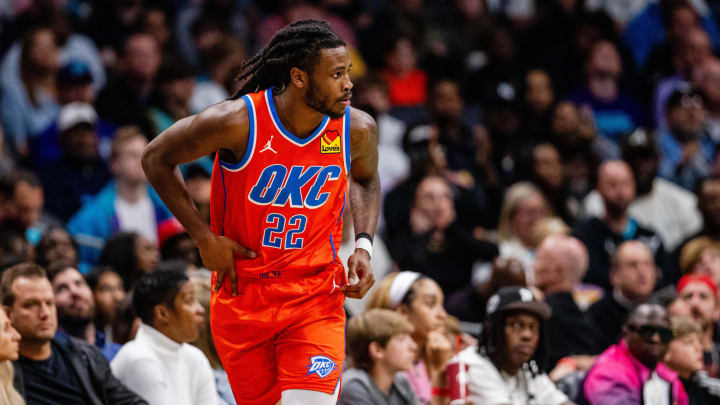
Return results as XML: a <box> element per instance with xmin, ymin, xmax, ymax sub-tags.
<box><xmin>330</xmin><ymin>277</ymin><xmax>340</xmax><ymax>294</ymax></box>
<box><xmin>260</xmin><ymin>136</ymin><xmax>278</xmax><ymax>154</ymax></box>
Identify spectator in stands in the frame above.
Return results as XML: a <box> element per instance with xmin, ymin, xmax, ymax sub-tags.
<box><xmin>653</xmin><ymin>27</ymin><xmax>713</xmax><ymax>132</ymax></box>
<box><xmin>583</xmin><ymin>303</ymin><xmax>688</xmax><ymax>405</ymax></box>
<box><xmin>38</xmin><ymin>102</ymin><xmax>112</xmax><ymax>223</ymax></box>
<box><xmin>47</xmin><ymin>262</ymin><xmax>121</xmax><ymax>360</ymax></box>
<box><xmin>428</xmin><ymin>78</ymin><xmax>477</xmax><ymax>174</ymax></box>
<box><xmin>588</xmin><ymin>241</ymin><xmax>659</xmax><ymax>351</ymax></box>
<box><xmin>658</xmin><ymin>86</ymin><xmax>715</xmax><ymax>191</ymax></box>
<box><xmin>191</xmin><ymin>279</ymin><xmax>235</xmax><ymax>405</ymax></box>
<box><xmin>381</xmin><ymin>34</ymin><xmax>427</xmax><ymax>107</ymax></box>
<box><xmin>389</xmin><ymin>175</ymin><xmax>498</xmax><ymax>295</ymax></box>
<box><xmin>111</xmin><ymin>267</ymin><xmax>217</xmax><ymax>405</ymax></box>
<box><xmin>676</xmin><ymin>273</ymin><xmax>720</xmax><ymax>377</ymax></box>
<box><xmin>352</xmin><ymin>74</ymin><xmax>407</xmax><ymax>195</ymax></box>
<box><xmin>676</xmin><ymin>175</ymin><xmax>720</xmax><ymax>256</ymax></box>
<box><xmin>85</xmin><ymin>267</ymin><xmax>125</xmax><ymax>345</ymax></box>
<box><xmin>0</xmin><ymin>221</ymin><xmax>32</xmax><ymax>271</ymax></box>
<box><xmin>695</xmin><ymin>57</ymin><xmax>720</xmax><ymax>142</ymax></box>
<box><xmin>67</xmin><ymin>127</ymin><xmax>172</xmax><ymax>267</ymax></box>
<box><xmin>184</xmin><ymin>164</ymin><xmax>211</xmax><ymax>223</ymax></box>
<box><xmin>680</xmin><ymin>236</ymin><xmax>720</xmax><ymax>288</ymax></box>
<box><xmin>568</xmin><ymin>40</ymin><xmax>645</xmax><ymax>144</ymax></box>
<box><xmin>339</xmin><ymin>309</ymin><xmax>418</xmax><ymax>405</ymax></box>
<box><xmin>664</xmin><ymin>316</ymin><xmax>720</xmax><ymax>404</ymax></box>
<box><xmin>522</xmin><ymin>69</ymin><xmax>555</xmax><ymax>142</ymax></box>
<box><xmin>533</xmin><ymin>235</ymin><xmax>600</xmax><ymax>370</ymax></box>
<box><xmin>147</xmin><ymin>56</ymin><xmax>196</xmax><ymax>138</ymax></box>
<box><xmin>99</xmin><ymin>232</ymin><xmax>160</xmax><ymax>289</ymax></box>
<box><xmin>34</xmin><ymin>227</ymin><xmax>78</xmax><ymax>271</ymax></box>
<box><xmin>31</xmin><ymin>60</ymin><xmax>110</xmax><ymax>167</ymax></box>
<box><xmin>622</xmin><ymin>128</ymin><xmax>701</xmax><ymax>251</ymax></box>
<box><xmin>450</xmin><ymin>286</ymin><xmax>571</xmax><ymax>404</ymax></box>
<box><xmin>574</xmin><ymin>160</ymin><xmax>670</xmax><ymax>291</ymax></box>
<box><xmin>1</xmin><ymin>170</ymin><xmax>59</xmax><ymax>244</ymax></box>
<box><xmin>158</xmin><ymin>218</ymin><xmax>201</xmax><ymax>269</ymax></box>
<box><xmin>0</xmin><ymin>263</ymin><xmax>146</xmax><ymax>404</ymax></box>
<box><xmin>446</xmin><ymin>256</ymin><xmax>527</xmax><ymax>325</ymax></box>
<box><xmin>367</xmin><ymin>272</ymin><xmax>452</xmax><ymax>405</ymax></box>
<box><xmin>95</xmin><ymin>33</ymin><xmax>161</xmax><ymax>137</ymax></box>
<box><xmin>0</xmin><ymin>298</ymin><xmax>22</xmax><ymax>405</ymax></box>
<box><xmin>0</xmin><ymin>27</ymin><xmax>59</xmax><ymax>158</ymax></box>
<box><xmin>494</xmin><ymin>182</ymin><xmax>551</xmax><ymax>283</ymax></box>
<box><xmin>190</xmin><ymin>37</ymin><xmax>245</xmax><ymax>113</ymax></box>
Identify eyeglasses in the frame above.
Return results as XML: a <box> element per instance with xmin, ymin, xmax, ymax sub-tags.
<box><xmin>627</xmin><ymin>324</ymin><xmax>673</xmax><ymax>343</ymax></box>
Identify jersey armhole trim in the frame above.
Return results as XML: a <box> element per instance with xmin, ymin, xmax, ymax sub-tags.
<box><xmin>343</xmin><ymin>106</ymin><xmax>351</xmax><ymax>175</ymax></box>
<box><xmin>219</xmin><ymin>94</ymin><xmax>256</xmax><ymax>171</ymax></box>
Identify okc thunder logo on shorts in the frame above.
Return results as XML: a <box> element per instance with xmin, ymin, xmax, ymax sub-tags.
<box><xmin>305</xmin><ymin>355</ymin><xmax>336</xmax><ymax>378</ymax></box>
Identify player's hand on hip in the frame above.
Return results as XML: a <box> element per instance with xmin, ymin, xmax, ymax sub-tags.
<box><xmin>198</xmin><ymin>234</ymin><xmax>256</xmax><ymax>296</ymax></box>
<box><xmin>342</xmin><ymin>249</ymin><xmax>374</xmax><ymax>299</ymax></box>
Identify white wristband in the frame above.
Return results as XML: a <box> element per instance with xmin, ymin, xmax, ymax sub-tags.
<box><xmin>355</xmin><ymin>237</ymin><xmax>373</xmax><ymax>259</ymax></box>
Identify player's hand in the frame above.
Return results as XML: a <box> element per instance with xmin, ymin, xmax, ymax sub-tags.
<box><xmin>342</xmin><ymin>249</ymin><xmax>374</xmax><ymax>299</ymax></box>
<box><xmin>198</xmin><ymin>234</ymin><xmax>256</xmax><ymax>296</ymax></box>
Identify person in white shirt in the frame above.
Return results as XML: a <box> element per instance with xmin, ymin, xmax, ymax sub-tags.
<box><xmin>450</xmin><ymin>286</ymin><xmax>575</xmax><ymax>405</ymax></box>
<box><xmin>111</xmin><ymin>265</ymin><xmax>218</xmax><ymax>405</ymax></box>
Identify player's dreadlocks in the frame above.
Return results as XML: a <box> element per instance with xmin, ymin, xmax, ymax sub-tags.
<box><xmin>230</xmin><ymin>19</ymin><xmax>345</xmax><ymax>99</ymax></box>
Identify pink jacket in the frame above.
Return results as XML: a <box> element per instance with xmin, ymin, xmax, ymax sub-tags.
<box><xmin>584</xmin><ymin>340</ymin><xmax>688</xmax><ymax>405</ymax></box>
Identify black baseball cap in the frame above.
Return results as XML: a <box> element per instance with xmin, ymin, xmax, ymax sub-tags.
<box><xmin>486</xmin><ymin>286</ymin><xmax>552</xmax><ymax>320</ymax></box>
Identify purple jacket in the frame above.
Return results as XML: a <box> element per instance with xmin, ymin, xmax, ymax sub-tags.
<box><xmin>584</xmin><ymin>340</ymin><xmax>688</xmax><ymax>405</ymax></box>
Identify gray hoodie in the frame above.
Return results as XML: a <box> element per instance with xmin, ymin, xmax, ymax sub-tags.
<box><xmin>337</xmin><ymin>368</ymin><xmax>418</xmax><ymax>405</ymax></box>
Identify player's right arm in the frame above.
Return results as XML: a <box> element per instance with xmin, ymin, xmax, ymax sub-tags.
<box><xmin>141</xmin><ymin>99</ymin><xmax>255</xmax><ymax>296</ymax></box>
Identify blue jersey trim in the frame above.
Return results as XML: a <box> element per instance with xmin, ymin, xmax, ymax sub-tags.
<box><xmin>329</xmin><ymin>234</ymin><xmax>336</xmax><ymax>262</ymax></box>
<box><xmin>219</xmin><ymin>94</ymin><xmax>255</xmax><ymax>170</ymax></box>
<box><xmin>344</xmin><ymin>106</ymin><xmax>351</xmax><ymax>174</ymax></box>
<box><xmin>266</xmin><ymin>87</ymin><xmax>329</xmax><ymax>145</ymax></box>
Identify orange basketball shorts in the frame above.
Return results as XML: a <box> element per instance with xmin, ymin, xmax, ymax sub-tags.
<box><xmin>210</xmin><ymin>264</ymin><xmax>347</xmax><ymax>405</ymax></box>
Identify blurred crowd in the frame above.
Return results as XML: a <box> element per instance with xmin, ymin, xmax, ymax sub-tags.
<box><xmin>2</xmin><ymin>0</ymin><xmax>720</xmax><ymax>404</ymax></box>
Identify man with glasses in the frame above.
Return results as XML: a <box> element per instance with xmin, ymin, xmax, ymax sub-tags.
<box><xmin>658</xmin><ymin>86</ymin><xmax>715</xmax><ymax>191</ymax></box>
<box><xmin>583</xmin><ymin>303</ymin><xmax>688</xmax><ymax>405</ymax></box>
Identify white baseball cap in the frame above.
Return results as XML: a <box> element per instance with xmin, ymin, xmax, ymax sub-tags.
<box><xmin>59</xmin><ymin>102</ymin><xmax>98</xmax><ymax>132</ymax></box>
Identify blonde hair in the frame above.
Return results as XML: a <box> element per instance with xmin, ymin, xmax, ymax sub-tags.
<box><xmin>347</xmin><ymin>309</ymin><xmax>414</xmax><ymax>372</ymax></box>
<box><xmin>0</xmin><ymin>361</ymin><xmax>24</xmax><ymax>405</ymax></box>
<box><xmin>366</xmin><ymin>272</ymin><xmax>400</xmax><ymax>310</ymax></box>
<box><xmin>190</xmin><ymin>279</ymin><xmax>222</xmax><ymax>369</ymax></box>
<box><xmin>670</xmin><ymin>316</ymin><xmax>702</xmax><ymax>340</ymax></box>
<box><xmin>497</xmin><ymin>182</ymin><xmax>548</xmax><ymax>242</ymax></box>
<box><xmin>679</xmin><ymin>236</ymin><xmax>720</xmax><ymax>274</ymax></box>
<box><xmin>529</xmin><ymin>216</ymin><xmax>570</xmax><ymax>249</ymax></box>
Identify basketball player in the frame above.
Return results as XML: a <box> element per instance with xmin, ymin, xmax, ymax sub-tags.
<box><xmin>141</xmin><ymin>20</ymin><xmax>379</xmax><ymax>405</ymax></box>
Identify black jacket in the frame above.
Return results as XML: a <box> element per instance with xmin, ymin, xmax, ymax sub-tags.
<box><xmin>13</xmin><ymin>336</ymin><xmax>147</xmax><ymax>405</ymax></box>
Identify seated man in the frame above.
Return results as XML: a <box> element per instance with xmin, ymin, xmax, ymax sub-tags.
<box><xmin>664</xmin><ymin>317</ymin><xmax>720</xmax><ymax>405</ymax></box>
<box><xmin>450</xmin><ymin>286</ymin><xmax>574</xmax><ymax>405</ymax></box>
<box><xmin>588</xmin><ymin>240</ymin><xmax>658</xmax><ymax>351</ymax></box>
<box><xmin>0</xmin><ymin>262</ymin><xmax>145</xmax><ymax>404</ymax></box>
<box><xmin>48</xmin><ymin>261</ymin><xmax>121</xmax><ymax>360</ymax></box>
<box><xmin>110</xmin><ymin>267</ymin><xmax>217</xmax><ymax>405</ymax></box>
<box><xmin>676</xmin><ymin>273</ymin><xmax>720</xmax><ymax>377</ymax></box>
<box><xmin>583</xmin><ymin>303</ymin><xmax>688</xmax><ymax>405</ymax></box>
<box><xmin>338</xmin><ymin>308</ymin><xmax>418</xmax><ymax>405</ymax></box>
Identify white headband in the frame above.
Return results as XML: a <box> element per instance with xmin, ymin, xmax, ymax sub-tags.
<box><xmin>389</xmin><ymin>271</ymin><xmax>422</xmax><ymax>308</ymax></box>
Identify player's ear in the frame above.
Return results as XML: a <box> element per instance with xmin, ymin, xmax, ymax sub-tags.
<box><xmin>290</xmin><ymin>66</ymin><xmax>308</xmax><ymax>89</ymax></box>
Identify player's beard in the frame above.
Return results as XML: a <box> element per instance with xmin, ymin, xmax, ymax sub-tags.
<box><xmin>305</xmin><ymin>80</ymin><xmax>344</xmax><ymax>119</ymax></box>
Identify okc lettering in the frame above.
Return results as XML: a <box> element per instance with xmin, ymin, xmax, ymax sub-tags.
<box><xmin>248</xmin><ymin>164</ymin><xmax>341</xmax><ymax>208</ymax></box>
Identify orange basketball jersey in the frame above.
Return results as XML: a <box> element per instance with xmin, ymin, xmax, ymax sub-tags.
<box><xmin>209</xmin><ymin>87</ymin><xmax>350</xmax><ymax>279</ymax></box>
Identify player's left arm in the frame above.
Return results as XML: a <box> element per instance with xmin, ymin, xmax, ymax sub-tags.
<box><xmin>342</xmin><ymin>107</ymin><xmax>380</xmax><ymax>299</ymax></box>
